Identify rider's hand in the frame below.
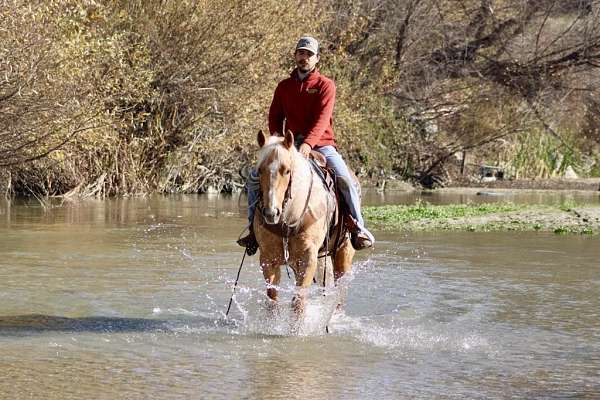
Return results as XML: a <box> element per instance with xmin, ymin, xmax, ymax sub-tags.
<box><xmin>299</xmin><ymin>143</ymin><xmax>311</xmax><ymax>158</ymax></box>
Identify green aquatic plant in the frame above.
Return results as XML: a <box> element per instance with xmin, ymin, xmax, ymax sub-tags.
<box><xmin>363</xmin><ymin>202</ymin><xmax>599</xmax><ymax>235</ymax></box>
<box><xmin>363</xmin><ymin>201</ymin><xmax>522</xmax><ymax>224</ymax></box>
<box><xmin>554</xmin><ymin>226</ymin><xmax>594</xmax><ymax>235</ymax></box>
<box><xmin>558</xmin><ymin>198</ymin><xmax>578</xmax><ymax>212</ymax></box>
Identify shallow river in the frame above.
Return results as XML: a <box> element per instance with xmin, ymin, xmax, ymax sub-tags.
<box><xmin>1</xmin><ymin>192</ymin><xmax>599</xmax><ymax>399</ymax></box>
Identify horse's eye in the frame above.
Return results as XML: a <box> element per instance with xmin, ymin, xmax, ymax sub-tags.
<box><xmin>280</xmin><ymin>167</ymin><xmax>290</xmax><ymax>176</ymax></box>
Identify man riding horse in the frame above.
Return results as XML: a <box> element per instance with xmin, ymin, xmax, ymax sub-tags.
<box><xmin>238</xmin><ymin>35</ymin><xmax>375</xmax><ymax>255</ymax></box>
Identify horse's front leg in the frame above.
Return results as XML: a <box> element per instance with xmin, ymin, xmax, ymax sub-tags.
<box><xmin>291</xmin><ymin>247</ymin><xmax>318</xmax><ymax>318</ymax></box>
<box><xmin>260</xmin><ymin>256</ymin><xmax>281</xmax><ymax>306</ymax></box>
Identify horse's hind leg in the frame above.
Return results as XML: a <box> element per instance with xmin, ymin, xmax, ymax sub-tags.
<box><xmin>333</xmin><ymin>237</ymin><xmax>355</xmax><ymax>282</ymax></box>
<box><xmin>332</xmin><ymin>237</ymin><xmax>355</xmax><ymax>310</ymax></box>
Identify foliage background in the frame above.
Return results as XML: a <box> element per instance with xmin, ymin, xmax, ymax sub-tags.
<box><xmin>1</xmin><ymin>0</ymin><xmax>599</xmax><ymax>197</ymax></box>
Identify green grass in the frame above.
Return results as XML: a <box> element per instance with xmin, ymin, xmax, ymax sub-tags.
<box><xmin>363</xmin><ymin>201</ymin><xmax>522</xmax><ymax>224</ymax></box>
<box><xmin>362</xmin><ymin>201</ymin><xmax>597</xmax><ymax>234</ymax></box>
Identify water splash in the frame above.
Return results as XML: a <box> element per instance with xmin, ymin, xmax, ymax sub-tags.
<box><xmin>221</xmin><ymin>282</ymin><xmax>344</xmax><ymax>337</ymax></box>
<box><xmin>329</xmin><ymin>311</ymin><xmax>492</xmax><ymax>354</ymax></box>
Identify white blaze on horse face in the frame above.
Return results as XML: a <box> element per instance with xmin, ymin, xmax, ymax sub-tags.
<box><xmin>257</xmin><ymin>141</ymin><xmax>293</xmax><ymax>224</ymax></box>
<box><xmin>259</xmin><ymin>152</ymin><xmax>286</xmax><ymax>225</ymax></box>
<box><xmin>267</xmin><ymin>159</ymin><xmax>280</xmax><ymax>211</ymax></box>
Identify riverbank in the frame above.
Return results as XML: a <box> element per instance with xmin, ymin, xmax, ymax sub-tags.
<box><xmin>368</xmin><ymin>177</ymin><xmax>600</xmax><ymax>195</ymax></box>
<box><xmin>446</xmin><ymin>177</ymin><xmax>600</xmax><ymax>192</ymax></box>
<box><xmin>363</xmin><ymin>202</ymin><xmax>600</xmax><ymax>234</ymax></box>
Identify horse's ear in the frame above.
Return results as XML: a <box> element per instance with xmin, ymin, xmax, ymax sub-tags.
<box><xmin>283</xmin><ymin>130</ymin><xmax>294</xmax><ymax>149</ymax></box>
<box><xmin>257</xmin><ymin>130</ymin><xmax>267</xmax><ymax>147</ymax></box>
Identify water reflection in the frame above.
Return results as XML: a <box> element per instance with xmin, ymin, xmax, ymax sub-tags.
<box><xmin>361</xmin><ymin>188</ymin><xmax>600</xmax><ymax>206</ymax></box>
<box><xmin>0</xmin><ymin>314</ymin><xmax>168</xmax><ymax>335</ymax></box>
<box><xmin>0</xmin><ymin>193</ymin><xmax>246</xmax><ymax>227</ymax></box>
<box><xmin>1</xmin><ymin>189</ymin><xmax>599</xmax><ymax>227</ymax></box>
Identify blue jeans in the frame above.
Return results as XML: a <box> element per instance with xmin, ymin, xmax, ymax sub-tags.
<box><xmin>315</xmin><ymin>145</ymin><xmax>365</xmax><ymax>228</ymax></box>
<box><xmin>245</xmin><ymin>145</ymin><xmax>365</xmax><ymax>229</ymax></box>
<box><xmin>246</xmin><ymin>168</ymin><xmax>260</xmax><ymax>226</ymax></box>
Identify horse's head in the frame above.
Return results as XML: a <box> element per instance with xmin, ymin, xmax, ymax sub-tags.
<box><xmin>256</xmin><ymin>130</ymin><xmax>295</xmax><ymax>225</ymax></box>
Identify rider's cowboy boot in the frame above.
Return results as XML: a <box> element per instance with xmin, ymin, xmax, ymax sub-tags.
<box><xmin>344</xmin><ymin>214</ymin><xmax>375</xmax><ymax>250</ymax></box>
<box><xmin>237</xmin><ymin>228</ymin><xmax>259</xmax><ymax>255</ymax></box>
<box><xmin>350</xmin><ymin>227</ymin><xmax>375</xmax><ymax>250</ymax></box>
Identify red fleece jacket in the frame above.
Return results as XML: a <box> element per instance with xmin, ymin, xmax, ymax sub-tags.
<box><xmin>268</xmin><ymin>68</ymin><xmax>336</xmax><ymax>148</ymax></box>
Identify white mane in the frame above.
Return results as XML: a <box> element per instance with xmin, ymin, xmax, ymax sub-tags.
<box><xmin>255</xmin><ymin>136</ymin><xmax>299</xmax><ymax>169</ymax></box>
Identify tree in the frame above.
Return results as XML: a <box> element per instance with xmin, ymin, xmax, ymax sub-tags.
<box><xmin>323</xmin><ymin>0</ymin><xmax>600</xmax><ymax>185</ymax></box>
<box><xmin>0</xmin><ymin>1</ymin><xmax>96</xmax><ymax>171</ymax></box>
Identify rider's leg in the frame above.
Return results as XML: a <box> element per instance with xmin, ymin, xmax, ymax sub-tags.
<box><xmin>237</xmin><ymin>168</ymin><xmax>259</xmax><ymax>255</ymax></box>
<box><xmin>314</xmin><ymin>145</ymin><xmax>375</xmax><ymax>250</ymax></box>
<box><xmin>246</xmin><ymin>168</ymin><xmax>260</xmax><ymax>226</ymax></box>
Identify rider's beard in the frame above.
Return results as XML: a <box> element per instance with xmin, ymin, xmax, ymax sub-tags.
<box><xmin>297</xmin><ymin>63</ymin><xmax>312</xmax><ymax>73</ymax></box>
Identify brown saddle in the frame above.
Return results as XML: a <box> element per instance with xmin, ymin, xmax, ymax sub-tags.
<box><xmin>309</xmin><ymin>150</ymin><xmax>327</xmax><ymax>168</ymax></box>
<box><xmin>308</xmin><ymin>151</ymin><xmax>358</xmax><ymax>256</ymax></box>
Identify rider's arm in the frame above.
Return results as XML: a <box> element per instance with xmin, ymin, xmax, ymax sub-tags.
<box><xmin>268</xmin><ymin>83</ymin><xmax>285</xmax><ymax>135</ymax></box>
<box><xmin>302</xmin><ymin>80</ymin><xmax>335</xmax><ymax>148</ymax></box>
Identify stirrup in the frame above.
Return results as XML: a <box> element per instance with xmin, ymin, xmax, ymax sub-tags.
<box><xmin>237</xmin><ymin>232</ymin><xmax>258</xmax><ymax>256</ymax></box>
<box><xmin>350</xmin><ymin>228</ymin><xmax>375</xmax><ymax>250</ymax></box>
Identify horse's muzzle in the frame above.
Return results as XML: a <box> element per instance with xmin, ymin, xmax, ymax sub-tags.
<box><xmin>263</xmin><ymin>207</ymin><xmax>281</xmax><ymax>224</ymax></box>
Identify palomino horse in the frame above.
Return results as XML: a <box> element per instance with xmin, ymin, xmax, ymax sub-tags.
<box><xmin>253</xmin><ymin>129</ymin><xmax>355</xmax><ymax>319</ymax></box>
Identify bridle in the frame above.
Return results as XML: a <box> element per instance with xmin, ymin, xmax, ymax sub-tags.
<box><xmin>257</xmin><ymin>157</ymin><xmax>314</xmax><ymax>238</ymax></box>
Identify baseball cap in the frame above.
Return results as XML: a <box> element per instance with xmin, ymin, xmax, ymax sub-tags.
<box><xmin>295</xmin><ymin>36</ymin><xmax>319</xmax><ymax>55</ymax></box>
